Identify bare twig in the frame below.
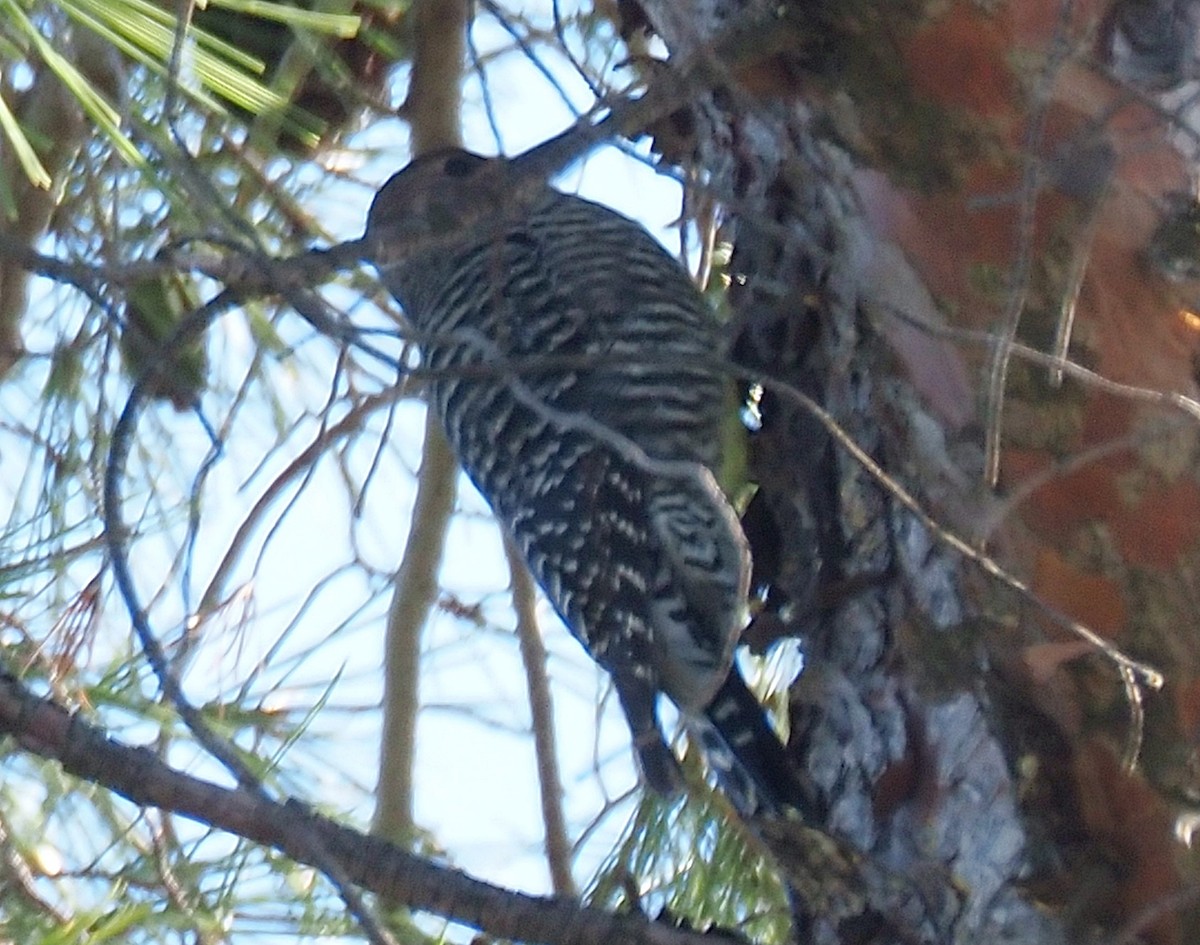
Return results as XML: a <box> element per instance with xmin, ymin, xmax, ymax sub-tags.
<box><xmin>103</xmin><ymin>287</ymin><xmax>264</xmax><ymax>787</ymax></box>
<box><xmin>983</xmin><ymin>0</ymin><xmax>1079</xmax><ymax>488</ymax></box>
<box><xmin>197</xmin><ymin>388</ymin><xmax>407</xmax><ymax>617</ymax></box>
<box><xmin>1049</xmin><ymin>177</ymin><xmax>1111</xmax><ymax>387</ymax></box>
<box><xmin>506</xmin><ymin>535</ymin><xmax>576</xmax><ymax>897</ymax></box>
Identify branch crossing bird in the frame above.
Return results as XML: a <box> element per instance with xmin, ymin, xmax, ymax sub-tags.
<box><xmin>366</xmin><ymin>148</ymin><xmax>815</xmax><ymax>817</ymax></box>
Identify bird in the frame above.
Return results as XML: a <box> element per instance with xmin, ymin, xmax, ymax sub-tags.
<box><xmin>365</xmin><ymin>147</ymin><xmax>814</xmax><ymax>815</ymax></box>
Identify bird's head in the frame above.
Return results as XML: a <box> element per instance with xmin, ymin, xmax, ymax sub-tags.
<box><xmin>365</xmin><ymin>149</ymin><xmax>500</xmax><ymax>254</ymax></box>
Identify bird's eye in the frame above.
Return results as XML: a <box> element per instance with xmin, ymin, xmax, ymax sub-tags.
<box><xmin>443</xmin><ymin>153</ymin><xmax>482</xmax><ymax>178</ymax></box>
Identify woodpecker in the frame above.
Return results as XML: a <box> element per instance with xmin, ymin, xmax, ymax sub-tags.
<box><xmin>366</xmin><ymin>148</ymin><xmax>812</xmax><ymax>815</ymax></box>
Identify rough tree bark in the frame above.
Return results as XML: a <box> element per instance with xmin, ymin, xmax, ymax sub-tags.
<box><xmin>633</xmin><ymin>1</ymin><xmax>1200</xmax><ymax>943</ymax></box>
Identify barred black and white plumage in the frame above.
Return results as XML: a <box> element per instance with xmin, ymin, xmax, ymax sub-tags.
<box><xmin>366</xmin><ymin>148</ymin><xmax>812</xmax><ymax>815</ymax></box>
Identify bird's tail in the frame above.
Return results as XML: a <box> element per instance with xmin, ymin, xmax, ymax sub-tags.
<box><xmin>700</xmin><ymin>669</ymin><xmax>822</xmax><ymax>820</ymax></box>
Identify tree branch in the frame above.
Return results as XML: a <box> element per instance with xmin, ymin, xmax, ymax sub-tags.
<box><xmin>506</xmin><ymin>535</ymin><xmax>576</xmax><ymax>897</ymax></box>
<box><xmin>0</xmin><ymin>671</ymin><xmax>720</xmax><ymax>945</ymax></box>
<box><xmin>374</xmin><ymin>0</ymin><xmax>469</xmax><ymax>843</ymax></box>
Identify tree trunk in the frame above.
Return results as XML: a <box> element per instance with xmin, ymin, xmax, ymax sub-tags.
<box><xmin>637</xmin><ymin>2</ymin><xmax>1200</xmax><ymax>942</ymax></box>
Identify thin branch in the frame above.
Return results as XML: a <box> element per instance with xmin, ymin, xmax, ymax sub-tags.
<box><xmin>506</xmin><ymin>535</ymin><xmax>576</xmax><ymax>897</ymax></box>
<box><xmin>1048</xmin><ymin>175</ymin><xmax>1111</xmax><ymax>387</ymax></box>
<box><xmin>103</xmin><ymin>287</ymin><xmax>265</xmax><ymax>788</ymax></box>
<box><xmin>373</xmin><ymin>0</ymin><xmax>469</xmax><ymax>845</ymax></box>
<box><xmin>875</xmin><ymin>299</ymin><xmax>1200</xmax><ymax>427</ymax></box>
<box><xmin>479</xmin><ymin>0</ymin><xmax>585</xmax><ymax>116</ymax></box>
<box><xmin>757</xmin><ymin>368</ymin><xmax>1163</xmax><ymax>690</ymax></box>
<box><xmin>196</xmin><ymin>387</ymin><xmax>405</xmax><ymax>617</ymax></box>
<box><xmin>982</xmin><ymin>0</ymin><xmax>1078</xmax><ymax>488</ymax></box>
<box><xmin>374</xmin><ymin>415</ymin><xmax>458</xmax><ymax>842</ymax></box>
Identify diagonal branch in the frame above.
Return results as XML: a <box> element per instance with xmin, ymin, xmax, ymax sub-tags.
<box><xmin>506</xmin><ymin>535</ymin><xmax>576</xmax><ymax>897</ymax></box>
<box><xmin>0</xmin><ymin>670</ymin><xmax>720</xmax><ymax>945</ymax></box>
